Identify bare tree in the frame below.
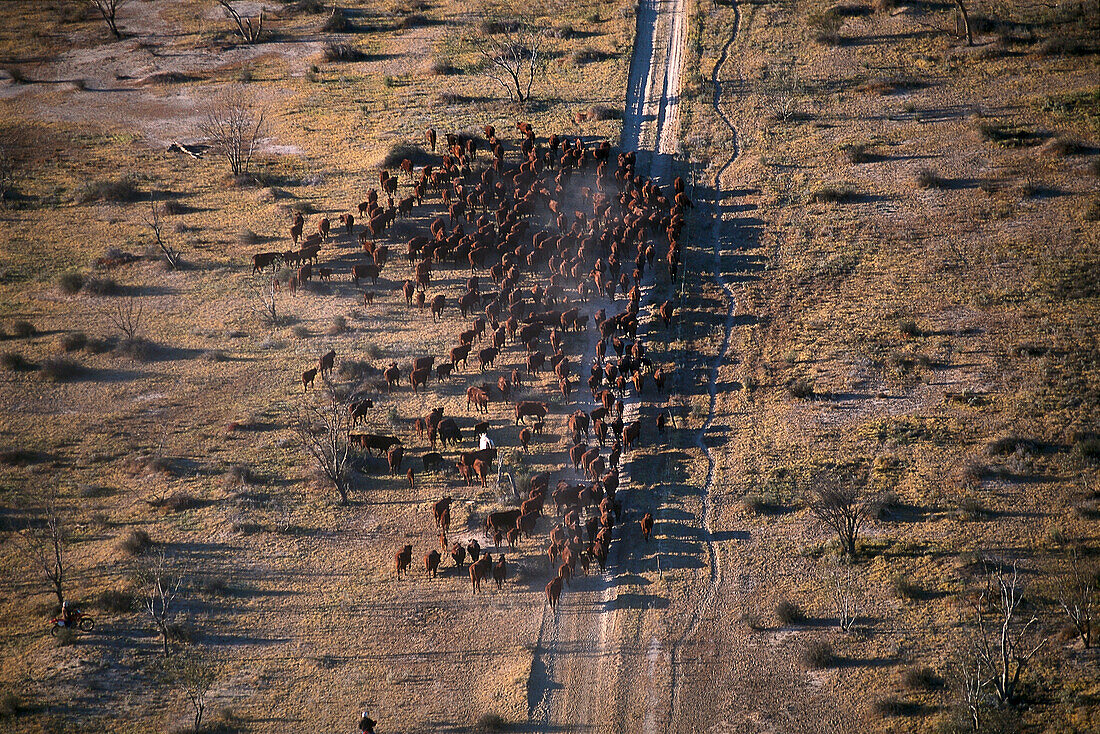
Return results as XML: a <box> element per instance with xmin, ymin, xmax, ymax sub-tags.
<box><xmin>292</xmin><ymin>379</ymin><xmax>353</xmax><ymax>505</ymax></box>
<box><xmin>89</xmin><ymin>0</ymin><xmax>126</xmax><ymax>39</ymax></box>
<box><xmin>805</xmin><ymin>464</ymin><xmax>879</xmax><ymax>560</ymax></box>
<box><xmin>196</xmin><ymin>87</ymin><xmax>267</xmax><ymax>177</ymax></box>
<box><xmin>108</xmin><ymin>297</ymin><xmax>144</xmax><ymax>342</ymax></box>
<box><xmin>758</xmin><ymin>62</ymin><xmax>807</xmax><ymax>123</ymax></box>
<box><xmin>957</xmin><ymin>654</ymin><xmax>988</xmax><ymax>731</ymax></box>
<box><xmin>148</xmin><ymin>197</ymin><xmax>183</xmax><ymax>270</ymax></box>
<box><xmin>251</xmin><ymin>268</ymin><xmax>283</xmax><ymax>328</ymax></box>
<box><xmin>470</xmin><ymin>12</ymin><xmax>548</xmax><ymax>106</ymax></box>
<box><xmin>953</xmin><ymin>0</ymin><xmax>974</xmax><ymax>46</ymax></box>
<box><xmin>216</xmin><ymin>0</ymin><xmax>265</xmax><ymax>44</ymax></box>
<box><xmin>1055</xmin><ymin>548</ymin><xmax>1096</xmax><ymax>649</ymax></box>
<box><xmin>18</xmin><ymin>495</ymin><xmax>69</xmax><ymax>607</ymax></box>
<box><xmin>968</xmin><ymin>561</ymin><xmax>1046</xmax><ymax>706</ymax></box>
<box><xmin>141</xmin><ymin>550</ymin><xmax>185</xmax><ymax>657</ymax></box>
<box><xmin>826</xmin><ymin>560</ymin><xmax>859</xmax><ymax>632</ymax></box>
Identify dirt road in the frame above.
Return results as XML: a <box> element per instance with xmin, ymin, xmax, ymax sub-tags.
<box><xmin>526</xmin><ymin>0</ymin><xmax>691</xmax><ymax>731</ymax></box>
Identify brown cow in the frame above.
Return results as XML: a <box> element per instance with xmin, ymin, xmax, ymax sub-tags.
<box><xmin>466</xmin><ymin>386</ymin><xmax>489</xmax><ymax>413</ymax></box>
<box><xmin>302</xmin><ymin>367</ymin><xmax>317</xmax><ymax>390</ymax></box>
<box><xmin>659</xmin><ymin>300</ymin><xmax>674</xmax><ymax>327</ymax></box>
<box><xmin>433</xmin><ymin>496</ymin><xmax>453</xmax><ymax>528</ymax></box>
<box><xmin>395</xmin><ymin>545</ymin><xmax>413</xmax><ymax>578</ymax></box>
<box><xmin>319</xmin><ymin>350</ymin><xmax>336</xmax><ymax>376</ymax></box>
<box><xmin>515</xmin><ymin>401</ymin><xmax>548</xmax><ymax>425</ymax></box>
<box><xmin>384</xmin><ymin>363</ymin><xmax>401</xmax><ymax>389</ymax></box>
<box><xmin>430</xmin><ymin>294</ymin><xmax>446</xmax><ymax>320</ymax></box>
<box><xmin>362</xmin><ymin>291</ymin><xmax>375</xmax><ymax>306</ymax></box>
<box><xmin>623</xmin><ymin>420</ymin><xmax>641</xmax><ymax>450</ymax></box>
<box><xmin>424</xmin><ymin>549</ymin><xmax>441</xmax><ymax>578</ymax></box>
<box><xmin>519</xmin><ymin>427</ymin><xmax>532</xmax><ymax>452</ymax></box>
<box><xmin>450</xmin><ymin>542</ymin><xmax>466</xmax><ymax>567</ymax></box>
<box><xmin>493</xmin><ymin>556</ymin><xmax>507</xmax><ymax>589</ymax></box>
<box><xmin>470</xmin><ymin>553</ymin><xmax>492</xmax><ymax>594</ymax></box>
<box><xmin>472</xmin><ymin>458</ymin><xmax>490</xmax><ymax>487</ymax></box>
<box><xmin>387</xmin><ymin>444</ymin><xmax>404</xmax><ymax>475</ymax></box>
<box><xmin>410</xmin><ymin>367</ymin><xmax>430</xmax><ymax>393</ymax></box>
<box><xmin>546</xmin><ymin>575</ymin><xmax>563</xmax><ymax>609</ymax></box>
<box><xmin>641</xmin><ymin>512</ymin><xmax>654</xmax><ymax>542</ymax></box>
<box><xmin>403</xmin><ymin>279</ymin><xmax>416</xmax><ymax>306</ymax></box>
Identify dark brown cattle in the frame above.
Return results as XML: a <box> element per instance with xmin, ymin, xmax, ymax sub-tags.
<box><xmin>472</xmin><ymin>459</ymin><xmax>490</xmax><ymax>487</ymax></box>
<box><xmin>450</xmin><ymin>344</ymin><xmax>471</xmax><ymax>370</ymax></box>
<box><xmin>319</xmin><ymin>350</ymin><xmax>336</xmax><ymax>375</ymax></box>
<box><xmin>296</xmin><ymin>264</ymin><xmax>312</xmax><ymax>284</ymax></box>
<box><xmin>430</xmin><ymin>294</ymin><xmax>446</xmax><ymax>320</ymax></box>
<box><xmin>641</xmin><ymin>512</ymin><xmax>654</xmax><ymax>542</ymax></box>
<box><xmin>569</xmin><ymin>443</ymin><xmax>588</xmax><ymax>470</ymax></box>
<box><xmin>546</xmin><ymin>576</ymin><xmax>563</xmax><ymax>609</ymax></box>
<box><xmin>403</xmin><ymin>279</ymin><xmax>416</xmax><ymax>306</ymax></box>
<box><xmin>395</xmin><ymin>545</ymin><xmax>413</xmax><ymax>578</ymax></box>
<box><xmin>659</xmin><ymin>299</ymin><xmax>674</xmax><ymax>327</ymax></box>
<box><xmin>653</xmin><ymin>367</ymin><xmax>666</xmax><ymax>392</ymax></box>
<box><xmin>623</xmin><ymin>420</ymin><xmax>641</xmax><ymax>450</ymax></box>
<box><xmin>436</xmin><ymin>363</ymin><xmax>453</xmax><ymax>381</ymax></box>
<box><xmin>492</xmin><ymin>556</ymin><xmax>507</xmax><ymax>589</ymax></box>
<box><xmin>352</xmin><ymin>263</ymin><xmax>380</xmax><ymax>286</ymax></box>
<box><xmin>450</xmin><ymin>542</ymin><xmax>466</xmax><ymax>567</ymax></box>
<box><xmin>497</xmin><ymin>376</ymin><xmax>512</xmax><ymax>400</ymax></box>
<box><xmin>301</xmin><ymin>367</ymin><xmax>318</xmax><ymax>390</ymax></box>
<box><xmin>568</xmin><ymin>411</ymin><xmax>590</xmax><ymax>439</ymax></box>
<box><xmin>424</xmin><ymin>550</ymin><xmax>441</xmax><ymax>578</ymax></box>
<box><xmin>349</xmin><ymin>399</ymin><xmax>373</xmax><ymax>424</ymax></box>
<box><xmin>410</xmin><ymin>367</ymin><xmax>430</xmax><ymax>393</ymax></box>
<box><xmin>478</xmin><ymin>347</ymin><xmax>499</xmax><ymax>370</ymax></box>
<box><xmin>387</xmin><ymin>445</ymin><xmax>404</xmax><ymax>475</ymax></box>
<box><xmin>362</xmin><ymin>291</ymin><xmax>375</xmax><ymax>306</ymax></box>
<box><xmin>515</xmin><ymin>401</ymin><xmax>548</xmax><ymax>425</ymax></box>
<box><xmin>519</xmin><ymin>427</ymin><xmax>532</xmax><ymax>452</ymax></box>
<box><xmin>414</xmin><ymin>356</ymin><xmax>435</xmax><ymax>372</ymax></box>
<box><xmin>252</xmin><ymin>252</ymin><xmax>280</xmax><ymax>274</ymax></box>
<box><xmin>384</xmin><ymin>363</ymin><xmax>401</xmax><ymax>388</ymax></box>
<box><xmin>526</xmin><ymin>351</ymin><xmax>545</xmax><ymax>374</ymax></box>
<box><xmin>349</xmin><ymin>433</ymin><xmax>401</xmax><ymax>455</ymax></box>
<box><xmin>486</xmin><ymin>508</ymin><xmax>523</xmax><ymax>537</ymax></box>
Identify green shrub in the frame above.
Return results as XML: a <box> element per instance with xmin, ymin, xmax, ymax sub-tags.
<box><xmin>788</xmin><ymin>378</ymin><xmax>815</xmax><ymax>400</ymax></box>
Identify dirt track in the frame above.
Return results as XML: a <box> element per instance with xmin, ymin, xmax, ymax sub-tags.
<box><xmin>526</xmin><ymin>0</ymin><xmax>690</xmax><ymax>730</ymax></box>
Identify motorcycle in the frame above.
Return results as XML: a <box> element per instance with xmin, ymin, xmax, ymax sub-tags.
<box><xmin>49</xmin><ymin>610</ymin><xmax>95</xmax><ymax>635</ymax></box>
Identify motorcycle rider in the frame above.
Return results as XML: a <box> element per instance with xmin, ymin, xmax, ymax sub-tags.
<box><xmin>357</xmin><ymin>710</ymin><xmax>376</xmax><ymax>734</ymax></box>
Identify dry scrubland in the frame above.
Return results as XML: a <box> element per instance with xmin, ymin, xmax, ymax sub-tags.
<box><xmin>0</xmin><ymin>0</ymin><xmax>645</xmax><ymax>732</ymax></box>
<box><xmin>669</xmin><ymin>0</ymin><xmax>1099</xmax><ymax>731</ymax></box>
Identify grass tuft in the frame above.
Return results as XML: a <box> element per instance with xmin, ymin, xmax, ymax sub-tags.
<box><xmin>801</xmin><ymin>640</ymin><xmax>837</xmax><ymax>669</ymax></box>
<box><xmin>776</xmin><ymin>599</ymin><xmax>805</xmax><ymax>625</ymax></box>
<box><xmin>11</xmin><ymin>320</ymin><xmax>35</xmax><ymax>338</ymax></box>
<box><xmin>117</xmin><ymin>529</ymin><xmax>154</xmax><ymax>556</ymax></box>
<box><xmin>38</xmin><ymin>356</ymin><xmax>84</xmax><ymax>382</ymax></box>
<box><xmin>76</xmin><ymin>175</ymin><xmax>141</xmax><ymax>204</ymax></box>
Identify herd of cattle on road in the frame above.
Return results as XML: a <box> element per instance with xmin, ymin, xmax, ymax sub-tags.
<box><xmin>253</xmin><ymin>122</ymin><xmax>689</xmax><ymax>610</ymax></box>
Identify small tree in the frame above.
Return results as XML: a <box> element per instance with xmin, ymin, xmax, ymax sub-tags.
<box><xmin>826</xmin><ymin>560</ymin><xmax>859</xmax><ymax>632</ymax></box>
<box><xmin>968</xmin><ymin>561</ymin><xmax>1046</xmax><ymax>706</ymax></box>
<box><xmin>251</xmin><ymin>268</ymin><xmax>282</xmax><ymax>328</ymax></box>
<box><xmin>109</xmin><ymin>296</ymin><xmax>144</xmax><ymax>343</ymax></box>
<box><xmin>141</xmin><ymin>550</ymin><xmax>184</xmax><ymax>657</ymax></box>
<box><xmin>18</xmin><ymin>495</ymin><xmax>69</xmax><ymax>607</ymax></box>
<box><xmin>470</xmin><ymin>9</ymin><xmax>548</xmax><ymax>106</ymax></box>
<box><xmin>147</xmin><ymin>197</ymin><xmax>183</xmax><ymax>269</ymax></box>
<box><xmin>1055</xmin><ymin>548</ymin><xmax>1096</xmax><ymax>649</ymax></box>
<box><xmin>806</xmin><ymin>464</ymin><xmax>879</xmax><ymax>560</ymax></box>
<box><xmin>196</xmin><ymin>87</ymin><xmax>267</xmax><ymax>177</ymax></box>
<box><xmin>89</xmin><ymin>0</ymin><xmax>127</xmax><ymax>39</ymax></box>
<box><xmin>164</xmin><ymin>651</ymin><xmax>218</xmax><ymax>732</ymax></box>
<box><xmin>215</xmin><ymin>0</ymin><xmax>264</xmax><ymax>44</ymax></box>
<box><xmin>292</xmin><ymin>379</ymin><xmax>353</xmax><ymax>505</ymax></box>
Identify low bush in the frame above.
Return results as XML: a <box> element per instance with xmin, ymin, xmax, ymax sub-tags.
<box><xmin>1</xmin><ymin>351</ymin><xmax>33</xmax><ymax>371</ymax></box>
<box><xmin>741</xmin><ymin>611</ymin><xmax>766</xmax><ymax>631</ymax></box>
<box><xmin>811</xmin><ymin>184</ymin><xmax>855</xmax><ymax>203</ymax></box>
<box><xmin>161</xmin><ymin>199</ymin><xmax>186</xmax><ymax>215</ymax></box>
<box><xmin>76</xmin><ymin>175</ymin><xmax>141</xmax><ymax>204</ymax></box>
<box><xmin>291</xmin><ymin>325</ymin><xmax>311</xmax><ymax>339</ymax></box>
<box><xmin>398</xmin><ymin>13</ymin><xmax>429</xmax><ymax>28</ymax></box>
<box><xmin>82</xmin><ymin>276</ymin><xmax>120</xmax><ymax>295</ymax></box>
<box><xmin>53</xmin><ymin>626</ymin><xmax>76</xmax><ymax>647</ymax></box>
<box><xmin>475</xmin><ymin>712</ymin><xmax>508</xmax><ymax>732</ymax></box>
<box><xmin>801</xmin><ymin>640</ymin><xmax>837</xmax><ymax>668</ymax></box>
<box><xmin>38</xmin><ymin>356</ymin><xmax>84</xmax><ymax>382</ymax></box>
<box><xmin>479</xmin><ymin>19</ymin><xmax>520</xmax><ymax>34</ymax></box>
<box><xmin>741</xmin><ymin>493</ymin><xmax>768</xmax><ymax>515</ymax></box>
<box><xmin>382</xmin><ymin>143</ymin><xmax>436</xmax><ymax>168</ymax></box>
<box><xmin>322</xmin><ymin>6</ymin><xmax>352</xmax><ymax>31</ymax></box>
<box><xmin>61</xmin><ymin>332</ymin><xmax>88</xmax><ymax>352</ymax></box>
<box><xmin>776</xmin><ymin>599</ymin><xmax>805</xmax><ymax>624</ymax></box>
<box><xmin>915</xmin><ymin>168</ymin><xmax>948</xmax><ymax>189</ymax></box>
<box><xmin>97</xmin><ymin>589</ymin><xmax>135</xmax><ymax>613</ymax></box>
<box><xmin>162</xmin><ymin>491</ymin><xmax>201</xmax><ymax>512</ymax></box>
<box><xmin>0</xmin><ymin>689</ymin><xmax>20</xmax><ymax>717</ymax></box>
<box><xmin>114</xmin><ymin>337</ymin><xmax>155</xmax><ymax>361</ymax></box>
<box><xmin>897</xmin><ymin>319</ymin><xmax>921</xmax><ymax>338</ymax></box>
<box><xmin>428</xmin><ymin>57</ymin><xmax>458</xmax><ymax>75</ymax></box>
<box><xmin>873</xmin><ymin>697</ymin><xmax>919</xmax><ymax>717</ymax></box>
<box><xmin>956</xmin><ymin>495</ymin><xmax>988</xmax><ymax>520</ymax></box>
<box><xmin>1073</xmin><ymin>436</ymin><xmax>1100</xmax><ymax>463</ymax></box>
<box><xmin>58</xmin><ymin>272</ymin><xmax>85</xmax><ymax>294</ymax></box>
<box><xmin>891</xmin><ymin>573</ymin><xmax>922</xmax><ymax>600</ymax></box>
<box><xmin>841</xmin><ymin>142</ymin><xmax>873</xmax><ymax>163</ymax></box>
<box><xmin>323</xmin><ymin>42</ymin><xmax>364</xmax><ymax>62</ymax></box>
<box><xmin>572</xmin><ymin>47</ymin><xmax>609</xmax><ymax>64</ymax></box>
<box><xmin>788</xmin><ymin>378</ymin><xmax>815</xmax><ymax>400</ymax></box>
<box><xmin>117</xmin><ymin>529</ymin><xmax>154</xmax><ymax>555</ymax></box>
<box><xmin>903</xmin><ymin>665</ymin><xmax>943</xmax><ymax>690</ymax></box>
<box><xmin>807</xmin><ymin>9</ymin><xmax>844</xmax><ymax>45</ymax></box>
<box><xmin>223</xmin><ymin>464</ymin><xmax>256</xmax><ymax>487</ymax></box>
<box><xmin>326</xmin><ymin>315</ymin><xmax>347</xmax><ymax>335</ymax></box>
<box><xmin>11</xmin><ymin>320</ymin><xmax>35</xmax><ymax>338</ymax></box>
<box><xmin>201</xmin><ymin>577</ymin><xmax>232</xmax><ymax>596</ymax></box>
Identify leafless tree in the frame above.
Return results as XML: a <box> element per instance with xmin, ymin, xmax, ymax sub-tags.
<box><xmin>968</xmin><ymin>561</ymin><xmax>1047</xmax><ymax>706</ymax></box>
<box><xmin>470</xmin><ymin>12</ymin><xmax>548</xmax><ymax>106</ymax></box>
<box><xmin>0</xmin><ymin>143</ymin><xmax>17</xmax><ymax>207</ymax></box>
<box><xmin>826</xmin><ymin>560</ymin><xmax>859</xmax><ymax>632</ymax></box>
<box><xmin>1055</xmin><ymin>548</ymin><xmax>1096</xmax><ymax>649</ymax></box>
<box><xmin>759</xmin><ymin>62</ymin><xmax>806</xmax><ymax>123</ymax></box>
<box><xmin>216</xmin><ymin>0</ymin><xmax>264</xmax><ymax>43</ymax></box>
<box><xmin>957</xmin><ymin>654</ymin><xmax>987</xmax><ymax>731</ymax></box>
<box><xmin>148</xmin><ymin>197</ymin><xmax>183</xmax><ymax>269</ymax></box>
<box><xmin>805</xmin><ymin>464</ymin><xmax>880</xmax><ymax>560</ymax></box>
<box><xmin>18</xmin><ymin>494</ymin><xmax>69</xmax><ymax>607</ymax></box>
<box><xmin>141</xmin><ymin>550</ymin><xmax>185</xmax><ymax>657</ymax></box>
<box><xmin>251</xmin><ymin>268</ymin><xmax>283</xmax><ymax>328</ymax></box>
<box><xmin>89</xmin><ymin>0</ymin><xmax>126</xmax><ymax>39</ymax></box>
<box><xmin>196</xmin><ymin>87</ymin><xmax>267</xmax><ymax>177</ymax></box>
<box><xmin>109</xmin><ymin>296</ymin><xmax>144</xmax><ymax>342</ymax></box>
<box><xmin>292</xmin><ymin>379</ymin><xmax>353</xmax><ymax>505</ymax></box>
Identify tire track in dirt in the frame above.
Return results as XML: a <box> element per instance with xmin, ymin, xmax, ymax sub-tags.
<box><xmin>668</xmin><ymin>1</ymin><xmax>742</xmax><ymax>729</ymax></box>
<box><xmin>526</xmin><ymin>0</ymin><xmax>689</xmax><ymax>730</ymax></box>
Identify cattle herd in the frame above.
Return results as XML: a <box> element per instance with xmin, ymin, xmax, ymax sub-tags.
<box><xmin>254</xmin><ymin>121</ymin><xmax>690</xmax><ymax>610</ymax></box>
